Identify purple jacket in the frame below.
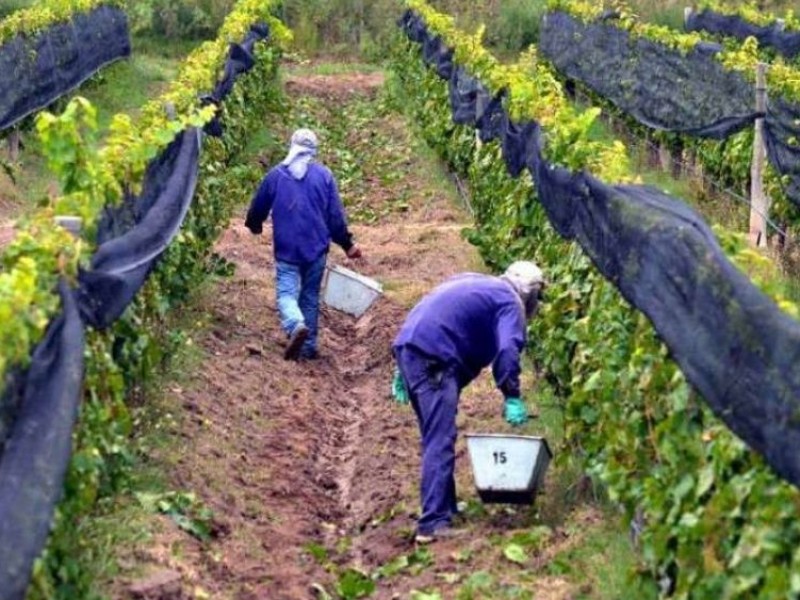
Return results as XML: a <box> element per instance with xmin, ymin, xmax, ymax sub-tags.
<box><xmin>393</xmin><ymin>274</ymin><xmax>527</xmax><ymax>397</ymax></box>
<box><xmin>245</xmin><ymin>163</ymin><xmax>354</xmax><ymax>264</ymax></box>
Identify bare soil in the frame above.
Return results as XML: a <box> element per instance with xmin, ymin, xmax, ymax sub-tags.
<box><xmin>114</xmin><ymin>69</ymin><xmax>596</xmax><ymax>600</ymax></box>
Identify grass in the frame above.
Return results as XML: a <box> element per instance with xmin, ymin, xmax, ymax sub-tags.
<box><xmin>81</xmin><ymin>35</ymin><xmax>200</xmax><ymax>131</ymax></box>
<box><xmin>545</xmin><ymin>519</ymin><xmax>651</xmax><ymax>600</ymax></box>
<box><xmin>582</xmin><ymin>97</ymin><xmax>750</xmax><ymax>233</ymax></box>
<box><xmin>68</xmin><ymin>288</ymin><xmax>215</xmax><ymax>597</ymax></box>
<box><xmin>284</xmin><ymin>58</ymin><xmax>384</xmax><ymax>77</ymax></box>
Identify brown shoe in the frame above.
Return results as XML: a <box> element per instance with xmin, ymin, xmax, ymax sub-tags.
<box><xmin>283</xmin><ymin>325</ymin><xmax>309</xmax><ymax>361</ymax></box>
<box><xmin>415</xmin><ymin>526</ymin><xmax>466</xmax><ymax>544</ymax></box>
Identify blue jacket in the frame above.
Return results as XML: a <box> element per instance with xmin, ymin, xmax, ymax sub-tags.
<box><xmin>245</xmin><ymin>163</ymin><xmax>354</xmax><ymax>264</ymax></box>
<box><xmin>393</xmin><ymin>274</ymin><xmax>527</xmax><ymax>397</ymax></box>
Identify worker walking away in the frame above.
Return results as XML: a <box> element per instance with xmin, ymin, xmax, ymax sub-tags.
<box><xmin>392</xmin><ymin>262</ymin><xmax>546</xmax><ymax>543</ymax></box>
<box><xmin>246</xmin><ymin>128</ymin><xmax>362</xmax><ymax>361</ymax></box>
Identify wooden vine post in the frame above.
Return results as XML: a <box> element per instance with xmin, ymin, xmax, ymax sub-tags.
<box><xmin>749</xmin><ymin>62</ymin><xmax>768</xmax><ymax>248</ymax></box>
<box><xmin>7</xmin><ymin>129</ymin><xmax>20</xmax><ymax>162</ymax></box>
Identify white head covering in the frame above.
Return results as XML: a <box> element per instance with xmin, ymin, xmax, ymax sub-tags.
<box><xmin>502</xmin><ymin>261</ymin><xmax>546</xmax><ymax>318</ymax></box>
<box><xmin>282</xmin><ymin>128</ymin><xmax>319</xmax><ymax>180</ymax></box>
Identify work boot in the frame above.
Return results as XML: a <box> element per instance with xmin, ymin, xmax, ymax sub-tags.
<box><xmin>300</xmin><ymin>348</ymin><xmax>320</xmax><ymax>361</ymax></box>
<box><xmin>284</xmin><ymin>324</ymin><xmax>309</xmax><ymax>361</ymax></box>
<box><xmin>414</xmin><ymin>526</ymin><xmax>466</xmax><ymax>545</ymax></box>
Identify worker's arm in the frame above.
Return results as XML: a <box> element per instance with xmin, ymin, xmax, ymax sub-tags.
<box><xmin>493</xmin><ymin>303</ymin><xmax>529</xmax><ymax>425</ymax></box>
<box><xmin>245</xmin><ymin>174</ymin><xmax>274</xmax><ymax>234</ymax></box>
<box><xmin>324</xmin><ymin>170</ymin><xmax>358</xmax><ymax>255</ymax></box>
<box><xmin>492</xmin><ymin>303</ymin><xmax>527</xmax><ymax>398</ymax></box>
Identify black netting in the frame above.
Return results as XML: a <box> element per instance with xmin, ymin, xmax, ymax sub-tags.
<box><xmin>0</xmin><ymin>20</ymin><xmax>274</xmax><ymax>595</ymax></box>
<box><xmin>78</xmin><ymin>128</ymin><xmax>201</xmax><ymax>329</ymax></box>
<box><xmin>402</xmin><ymin>10</ymin><xmax>800</xmax><ymax>489</ymax></box>
<box><xmin>201</xmin><ymin>23</ymin><xmax>270</xmax><ymax>137</ymax></box>
<box><xmin>0</xmin><ymin>368</ymin><xmax>25</xmax><ymax>460</ymax></box>
<box><xmin>422</xmin><ymin>34</ymin><xmax>454</xmax><ymax>80</ymax></box>
<box><xmin>209</xmin><ymin>23</ymin><xmax>269</xmax><ymax>104</ymax></box>
<box><xmin>687</xmin><ymin>9</ymin><xmax>800</xmax><ymax>60</ymax></box>
<box><xmin>539</xmin><ymin>11</ymin><xmax>758</xmax><ymax>138</ymax></box>
<box><xmin>398</xmin><ymin>8</ymin><xmax>427</xmax><ymax>45</ymax></box>
<box><xmin>534</xmin><ymin>160</ymin><xmax>800</xmax><ymax>486</ymax></box>
<box><xmin>448</xmin><ymin>67</ymin><xmax>491</xmax><ymax>126</ymax></box>
<box><xmin>79</xmin><ymin>21</ymin><xmax>271</xmax><ymax>327</ymax></box>
<box><xmin>539</xmin><ymin>10</ymin><xmax>800</xmax><ymax>209</ymax></box>
<box><xmin>0</xmin><ymin>5</ymin><xmax>131</xmax><ymax>132</ymax></box>
<box><xmin>503</xmin><ymin>120</ymin><xmax>542</xmax><ymax>178</ymax></box>
<box><xmin>765</xmin><ymin>98</ymin><xmax>800</xmax><ymax>208</ymax></box>
<box><xmin>476</xmin><ymin>90</ymin><xmax>508</xmax><ymax>143</ymax></box>
<box><xmin>0</xmin><ymin>281</ymin><xmax>84</xmax><ymax>600</ymax></box>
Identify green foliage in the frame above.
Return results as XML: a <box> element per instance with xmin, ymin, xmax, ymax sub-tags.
<box><xmin>0</xmin><ymin>1</ymin><xmax>288</xmax><ymax>597</ymax></box>
<box><xmin>0</xmin><ymin>0</ymin><xmax>124</xmax><ymax>45</ymax></box>
<box><xmin>549</xmin><ymin>0</ymin><xmax>800</xmax><ymax>233</ymax></box>
<box><xmin>124</xmin><ymin>0</ymin><xmax>237</xmax><ymax>39</ymax></box>
<box><xmin>374</xmin><ymin>548</ymin><xmax>434</xmax><ymax>580</ymax></box>
<box><xmin>502</xmin><ymin>543</ymin><xmax>528</xmax><ymax>565</ymax></box>
<box><xmin>280</xmin><ymin>0</ymin><xmax>400</xmax><ymax>59</ymax></box>
<box><xmin>487</xmin><ymin>0</ymin><xmax>545</xmax><ymax>53</ymax></box>
<box><xmin>135</xmin><ymin>491</ymin><xmax>214</xmax><ymax>541</ymax></box>
<box><xmin>0</xmin><ymin>0</ymin><xmax>35</xmax><ymax>20</ymax></box>
<box><xmin>393</xmin><ymin>2</ymin><xmax>800</xmax><ymax>597</ymax></box>
<box><xmin>336</xmin><ymin>568</ymin><xmax>375</xmax><ymax>599</ymax></box>
<box><xmin>696</xmin><ymin>0</ymin><xmax>800</xmax><ymax>31</ymax></box>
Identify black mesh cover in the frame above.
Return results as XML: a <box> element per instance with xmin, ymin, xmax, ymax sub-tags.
<box><xmin>0</xmin><ymin>281</ymin><xmax>84</xmax><ymax>600</ymax></box>
<box><xmin>0</xmin><ymin>5</ymin><xmax>131</xmax><ymax>132</ymax></box>
<box><xmin>687</xmin><ymin>9</ymin><xmax>800</xmax><ymax>59</ymax></box>
<box><xmin>534</xmin><ymin>161</ymin><xmax>800</xmax><ymax>487</ymax></box>
<box><xmin>765</xmin><ymin>97</ymin><xmax>800</xmax><ymax>208</ymax></box>
<box><xmin>0</xmin><ymin>21</ymin><xmax>274</xmax><ymax>597</ymax></box>
<box><xmin>539</xmin><ymin>10</ymin><xmax>758</xmax><ymax>138</ymax></box>
<box><xmin>201</xmin><ymin>23</ymin><xmax>270</xmax><ymax>137</ymax></box>
<box><xmin>401</xmin><ymin>9</ymin><xmax>800</xmax><ymax>489</ymax></box>
<box><xmin>539</xmin><ymin>9</ymin><xmax>800</xmax><ymax>210</ymax></box>
<box><xmin>78</xmin><ymin>128</ymin><xmax>201</xmax><ymax>329</ymax></box>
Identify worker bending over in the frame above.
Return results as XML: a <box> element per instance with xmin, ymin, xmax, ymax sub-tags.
<box><xmin>392</xmin><ymin>262</ymin><xmax>546</xmax><ymax>543</ymax></box>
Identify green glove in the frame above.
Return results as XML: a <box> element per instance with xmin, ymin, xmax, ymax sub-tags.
<box><xmin>504</xmin><ymin>397</ymin><xmax>528</xmax><ymax>426</ymax></box>
<box><xmin>392</xmin><ymin>367</ymin><xmax>409</xmax><ymax>405</ymax></box>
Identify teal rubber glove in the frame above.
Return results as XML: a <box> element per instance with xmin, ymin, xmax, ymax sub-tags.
<box><xmin>504</xmin><ymin>397</ymin><xmax>528</xmax><ymax>426</ymax></box>
<box><xmin>392</xmin><ymin>367</ymin><xmax>410</xmax><ymax>405</ymax></box>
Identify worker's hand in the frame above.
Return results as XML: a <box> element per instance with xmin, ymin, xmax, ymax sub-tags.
<box><xmin>391</xmin><ymin>367</ymin><xmax>410</xmax><ymax>405</ymax></box>
<box><xmin>504</xmin><ymin>397</ymin><xmax>528</xmax><ymax>426</ymax></box>
<box><xmin>346</xmin><ymin>244</ymin><xmax>363</xmax><ymax>260</ymax></box>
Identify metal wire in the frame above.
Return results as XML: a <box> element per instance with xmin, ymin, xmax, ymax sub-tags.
<box><xmin>635</xmin><ymin>135</ymin><xmax>790</xmax><ymax>240</ymax></box>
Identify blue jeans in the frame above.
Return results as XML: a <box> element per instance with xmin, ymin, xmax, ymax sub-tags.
<box><xmin>395</xmin><ymin>346</ymin><xmax>460</xmax><ymax>535</ymax></box>
<box><xmin>275</xmin><ymin>255</ymin><xmax>326</xmax><ymax>355</ymax></box>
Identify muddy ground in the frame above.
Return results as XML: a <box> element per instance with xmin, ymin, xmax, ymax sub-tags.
<box><xmin>113</xmin><ymin>70</ymin><xmax>621</xmax><ymax>600</ymax></box>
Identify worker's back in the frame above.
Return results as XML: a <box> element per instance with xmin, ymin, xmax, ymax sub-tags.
<box><xmin>393</xmin><ymin>273</ymin><xmax>525</xmax><ymax>386</ymax></box>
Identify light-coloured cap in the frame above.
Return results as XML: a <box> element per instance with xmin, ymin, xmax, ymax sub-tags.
<box><xmin>503</xmin><ymin>261</ymin><xmax>545</xmax><ymax>298</ymax></box>
<box><xmin>282</xmin><ymin>128</ymin><xmax>319</xmax><ymax>166</ymax></box>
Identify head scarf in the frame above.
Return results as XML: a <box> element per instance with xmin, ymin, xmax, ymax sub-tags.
<box><xmin>282</xmin><ymin>128</ymin><xmax>319</xmax><ymax>180</ymax></box>
<box><xmin>501</xmin><ymin>261</ymin><xmax>546</xmax><ymax>318</ymax></box>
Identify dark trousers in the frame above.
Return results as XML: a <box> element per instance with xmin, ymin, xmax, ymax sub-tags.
<box><xmin>395</xmin><ymin>346</ymin><xmax>460</xmax><ymax>535</ymax></box>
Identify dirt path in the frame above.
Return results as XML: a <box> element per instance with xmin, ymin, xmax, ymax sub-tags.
<box><xmin>115</xmin><ymin>69</ymin><xmax>629</xmax><ymax>600</ymax></box>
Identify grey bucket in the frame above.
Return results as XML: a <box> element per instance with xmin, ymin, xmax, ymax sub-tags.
<box><xmin>322</xmin><ymin>265</ymin><xmax>383</xmax><ymax>318</ymax></box>
<box><xmin>465</xmin><ymin>434</ymin><xmax>552</xmax><ymax>504</ymax></box>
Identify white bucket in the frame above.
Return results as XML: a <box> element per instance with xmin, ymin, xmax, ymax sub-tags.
<box><xmin>465</xmin><ymin>434</ymin><xmax>552</xmax><ymax>504</ymax></box>
<box><xmin>322</xmin><ymin>265</ymin><xmax>383</xmax><ymax>318</ymax></box>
